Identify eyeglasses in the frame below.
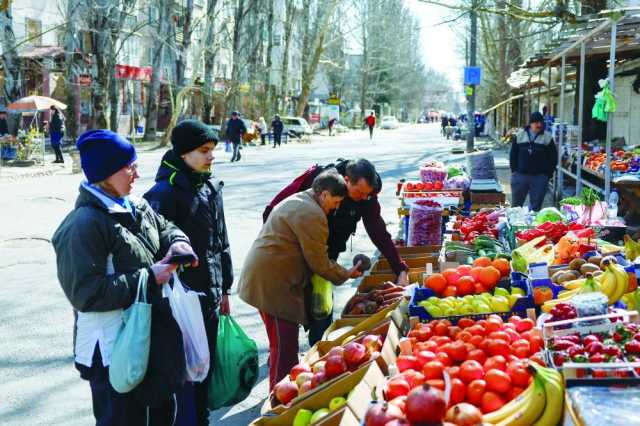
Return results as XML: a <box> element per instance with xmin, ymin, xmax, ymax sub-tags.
<box><xmin>125</xmin><ymin>163</ymin><xmax>138</xmax><ymax>174</ymax></box>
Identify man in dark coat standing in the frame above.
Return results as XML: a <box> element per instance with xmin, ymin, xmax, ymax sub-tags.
<box><xmin>226</xmin><ymin>111</ymin><xmax>246</xmax><ymax>162</ymax></box>
<box><xmin>145</xmin><ymin>120</ymin><xmax>234</xmax><ymax>425</ymax></box>
<box><xmin>509</xmin><ymin>111</ymin><xmax>558</xmax><ymax>211</ymax></box>
<box><xmin>271</xmin><ymin>115</ymin><xmax>284</xmax><ymax>148</ymax></box>
<box><xmin>49</xmin><ymin>106</ymin><xmax>64</xmax><ymax>163</ymax></box>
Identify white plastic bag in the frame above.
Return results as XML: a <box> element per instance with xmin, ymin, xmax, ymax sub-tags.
<box><xmin>163</xmin><ymin>274</ymin><xmax>210</xmax><ymax>382</ymax></box>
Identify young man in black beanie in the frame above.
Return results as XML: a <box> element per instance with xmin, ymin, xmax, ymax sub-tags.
<box><xmin>144</xmin><ymin>119</ymin><xmax>233</xmax><ymax>425</ymax></box>
<box><xmin>509</xmin><ymin>111</ymin><xmax>557</xmax><ymax>211</ymax></box>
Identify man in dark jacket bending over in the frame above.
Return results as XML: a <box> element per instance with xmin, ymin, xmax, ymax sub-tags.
<box><xmin>509</xmin><ymin>111</ymin><xmax>558</xmax><ymax>211</ymax></box>
<box><xmin>263</xmin><ymin>158</ymin><xmax>409</xmax><ymax>345</ymax></box>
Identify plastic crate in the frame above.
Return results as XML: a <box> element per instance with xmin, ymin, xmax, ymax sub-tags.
<box><xmin>408</xmin><ymin>279</ymin><xmax>535</xmax><ymax>324</ymax></box>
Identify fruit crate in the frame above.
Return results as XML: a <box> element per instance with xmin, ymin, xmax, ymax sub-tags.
<box><xmin>564</xmin><ymin>378</ymin><xmax>640</xmax><ymax>426</ymax></box>
<box><xmin>370</xmin><ymin>255</ymin><xmax>439</xmax><ymax>274</ymax></box>
<box><xmin>407</xmin><ymin>279</ymin><xmax>535</xmax><ymax>324</ymax></box>
<box><xmin>542</xmin><ymin>311</ymin><xmax>640</xmax><ymax>380</ymax></box>
<box><xmin>355</xmin><ymin>271</ymin><xmax>424</xmax><ymax>292</ymax></box>
<box><xmin>252</xmin><ymin>361</ymin><xmax>385</xmax><ymax>425</ymax></box>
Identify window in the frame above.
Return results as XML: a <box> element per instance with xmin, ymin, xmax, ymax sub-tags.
<box><xmin>25</xmin><ymin>18</ymin><xmax>42</xmax><ymax>45</ymax></box>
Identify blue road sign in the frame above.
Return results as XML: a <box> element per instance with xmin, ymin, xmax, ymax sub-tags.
<box><xmin>464</xmin><ymin>67</ymin><xmax>482</xmax><ymax>86</ymax></box>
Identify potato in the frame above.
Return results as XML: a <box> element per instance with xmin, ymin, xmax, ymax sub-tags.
<box><xmin>569</xmin><ymin>258</ymin><xmax>587</xmax><ymax>271</ymax></box>
<box><xmin>580</xmin><ymin>263</ymin><xmax>601</xmax><ymax>275</ymax></box>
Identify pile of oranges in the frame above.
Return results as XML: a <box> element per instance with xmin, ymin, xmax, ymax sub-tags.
<box><xmin>424</xmin><ymin>257</ymin><xmax>510</xmax><ymax>297</ymax></box>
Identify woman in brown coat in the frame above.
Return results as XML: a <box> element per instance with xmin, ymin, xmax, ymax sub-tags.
<box><xmin>238</xmin><ymin>170</ymin><xmax>362</xmax><ymax>389</ymax></box>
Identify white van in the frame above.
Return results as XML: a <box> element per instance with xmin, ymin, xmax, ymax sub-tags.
<box><xmin>281</xmin><ymin>116</ymin><xmax>313</xmax><ymax>136</ymax></box>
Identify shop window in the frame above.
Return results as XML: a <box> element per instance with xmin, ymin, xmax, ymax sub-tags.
<box><xmin>26</xmin><ymin>18</ymin><xmax>42</xmax><ymax>45</ymax></box>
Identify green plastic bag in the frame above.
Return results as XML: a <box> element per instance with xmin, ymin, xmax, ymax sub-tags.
<box><xmin>311</xmin><ymin>274</ymin><xmax>333</xmax><ymax>319</ymax></box>
<box><xmin>208</xmin><ymin>315</ymin><xmax>259</xmax><ymax>410</ymax></box>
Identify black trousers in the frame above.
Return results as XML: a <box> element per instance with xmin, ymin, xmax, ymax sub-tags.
<box><xmin>368</xmin><ymin>126</ymin><xmax>374</xmax><ymax>139</ymax></box>
<box><xmin>260</xmin><ymin>134</ymin><xmax>266</xmax><ymax>145</ymax></box>
<box><xmin>52</xmin><ymin>143</ymin><xmax>64</xmax><ymax>162</ymax></box>
<box><xmin>193</xmin><ymin>294</ymin><xmax>220</xmax><ymax>426</ymax></box>
<box><xmin>273</xmin><ymin>133</ymin><xmax>282</xmax><ymax>147</ymax></box>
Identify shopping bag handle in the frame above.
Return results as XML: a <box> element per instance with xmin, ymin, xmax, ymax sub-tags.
<box><xmin>135</xmin><ymin>268</ymin><xmax>148</xmax><ymax>304</ymax></box>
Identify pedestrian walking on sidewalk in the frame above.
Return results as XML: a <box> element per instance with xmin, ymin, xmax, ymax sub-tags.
<box><xmin>145</xmin><ymin>120</ymin><xmax>233</xmax><ymax>426</ymax></box>
<box><xmin>52</xmin><ymin>129</ymin><xmax>198</xmax><ymax>426</ymax></box>
<box><xmin>0</xmin><ymin>111</ymin><xmax>9</xmax><ymax>136</ymax></box>
<box><xmin>226</xmin><ymin>111</ymin><xmax>246</xmax><ymax>162</ymax></box>
<box><xmin>271</xmin><ymin>115</ymin><xmax>284</xmax><ymax>148</ymax></box>
<box><xmin>328</xmin><ymin>117</ymin><xmax>336</xmax><ymax>136</ymax></box>
<box><xmin>238</xmin><ymin>171</ymin><xmax>362</xmax><ymax>391</ymax></box>
<box><xmin>510</xmin><ymin>111</ymin><xmax>557</xmax><ymax>211</ymax></box>
<box><xmin>365</xmin><ymin>112</ymin><xmax>376</xmax><ymax>139</ymax></box>
<box><xmin>49</xmin><ymin>106</ymin><xmax>64</xmax><ymax>163</ymax></box>
<box><xmin>263</xmin><ymin>159</ymin><xmax>410</xmax><ymax>346</ymax></box>
<box><xmin>258</xmin><ymin>117</ymin><xmax>268</xmax><ymax>145</ymax></box>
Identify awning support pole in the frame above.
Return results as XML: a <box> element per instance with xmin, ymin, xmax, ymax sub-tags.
<box><xmin>604</xmin><ymin>21</ymin><xmax>617</xmax><ymax>202</ymax></box>
<box><xmin>577</xmin><ymin>42</ymin><xmax>586</xmax><ymax>195</ymax></box>
<box><xmin>557</xmin><ymin>55</ymin><xmax>566</xmax><ymax>201</ymax></box>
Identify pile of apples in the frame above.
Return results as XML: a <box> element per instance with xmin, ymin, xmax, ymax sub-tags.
<box><xmin>273</xmin><ymin>334</ymin><xmax>383</xmax><ymax>406</ymax></box>
<box><xmin>424</xmin><ymin>258</ymin><xmax>510</xmax><ymax>298</ymax></box>
<box><xmin>405</xmin><ymin>181</ymin><xmax>444</xmax><ymax>192</ymax></box>
<box><xmin>379</xmin><ymin>315</ymin><xmax>544</xmax><ymax>416</ymax></box>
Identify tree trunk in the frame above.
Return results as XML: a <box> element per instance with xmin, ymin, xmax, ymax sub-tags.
<box><xmin>280</xmin><ymin>0</ymin><xmax>296</xmax><ymax>112</ymax></box>
<box><xmin>223</xmin><ymin>0</ymin><xmax>246</xmax><ymax>117</ymax></box>
<box><xmin>296</xmin><ymin>0</ymin><xmax>339</xmax><ymax>117</ymax></box>
<box><xmin>176</xmin><ymin>0</ymin><xmax>195</xmax><ymax>91</ymax></box>
<box><xmin>109</xmin><ymin>72</ymin><xmax>119</xmax><ymax>132</ymax></box>
<box><xmin>63</xmin><ymin>0</ymin><xmax>81</xmax><ymax>141</ymax></box>
<box><xmin>201</xmin><ymin>0</ymin><xmax>219</xmax><ymax>124</ymax></box>
<box><xmin>261</xmin><ymin>0</ymin><xmax>274</xmax><ymax>119</ymax></box>
<box><xmin>145</xmin><ymin>0</ymin><xmax>172</xmax><ymax>139</ymax></box>
<box><xmin>0</xmin><ymin>7</ymin><xmax>20</xmax><ymax>106</ymax></box>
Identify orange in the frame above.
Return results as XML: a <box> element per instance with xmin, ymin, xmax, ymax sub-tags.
<box><xmin>491</xmin><ymin>258</ymin><xmax>511</xmax><ymax>277</ymax></box>
<box><xmin>473</xmin><ymin>257</ymin><xmax>492</xmax><ymax>267</ymax></box>
<box><xmin>424</xmin><ymin>273</ymin><xmax>447</xmax><ymax>294</ymax></box>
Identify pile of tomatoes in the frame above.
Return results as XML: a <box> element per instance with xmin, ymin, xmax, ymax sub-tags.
<box><xmin>424</xmin><ymin>257</ymin><xmax>510</xmax><ymax>297</ymax></box>
<box><xmin>384</xmin><ymin>315</ymin><xmax>545</xmax><ymax>414</ymax></box>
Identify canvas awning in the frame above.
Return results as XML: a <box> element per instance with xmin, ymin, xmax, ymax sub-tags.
<box><xmin>18</xmin><ymin>46</ymin><xmax>64</xmax><ymax>59</ymax></box>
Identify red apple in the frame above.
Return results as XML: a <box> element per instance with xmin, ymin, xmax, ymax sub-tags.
<box><xmin>363</xmin><ymin>334</ymin><xmax>383</xmax><ymax>353</ymax></box>
<box><xmin>325</xmin><ymin>355</ymin><xmax>347</xmax><ymax>379</ymax></box>
<box><xmin>289</xmin><ymin>363</ymin><xmax>311</xmax><ymax>381</ymax></box>
<box><xmin>274</xmin><ymin>381</ymin><xmax>298</xmax><ymax>405</ymax></box>
<box><xmin>344</xmin><ymin>342</ymin><xmax>369</xmax><ymax>370</ymax></box>
<box><xmin>295</xmin><ymin>371</ymin><xmax>314</xmax><ymax>387</ymax></box>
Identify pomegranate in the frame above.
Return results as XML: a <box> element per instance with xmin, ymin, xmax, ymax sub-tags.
<box><xmin>344</xmin><ymin>342</ymin><xmax>369</xmax><ymax>370</ymax></box>
<box><xmin>289</xmin><ymin>363</ymin><xmax>311</xmax><ymax>381</ymax></box>
<box><xmin>385</xmin><ymin>377</ymin><xmax>411</xmax><ymax>400</ymax></box>
<box><xmin>384</xmin><ymin>420</ymin><xmax>409</xmax><ymax>426</ymax></box>
<box><xmin>445</xmin><ymin>403</ymin><xmax>483</xmax><ymax>426</ymax></box>
<box><xmin>325</xmin><ymin>355</ymin><xmax>347</xmax><ymax>379</ymax></box>
<box><xmin>405</xmin><ymin>384</ymin><xmax>446</xmax><ymax>426</ymax></box>
<box><xmin>273</xmin><ymin>381</ymin><xmax>298</xmax><ymax>405</ymax></box>
<box><xmin>364</xmin><ymin>402</ymin><xmax>405</xmax><ymax>426</ymax></box>
<box><xmin>363</xmin><ymin>334</ymin><xmax>383</xmax><ymax>352</ymax></box>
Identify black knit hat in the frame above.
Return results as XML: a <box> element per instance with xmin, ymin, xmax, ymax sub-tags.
<box><xmin>171</xmin><ymin>119</ymin><xmax>219</xmax><ymax>156</ymax></box>
<box><xmin>530</xmin><ymin>112</ymin><xmax>544</xmax><ymax>124</ymax></box>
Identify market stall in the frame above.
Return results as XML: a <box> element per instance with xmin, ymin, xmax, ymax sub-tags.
<box><xmin>249</xmin><ymin>154</ymin><xmax>640</xmax><ymax>425</ymax></box>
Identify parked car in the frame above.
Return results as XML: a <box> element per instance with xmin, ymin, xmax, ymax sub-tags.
<box><xmin>380</xmin><ymin>116</ymin><xmax>399</xmax><ymax>129</ymax></box>
<box><xmin>281</xmin><ymin>116</ymin><xmax>313</xmax><ymax>137</ymax></box>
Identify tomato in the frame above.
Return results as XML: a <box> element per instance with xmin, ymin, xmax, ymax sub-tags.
<box><xmin>507</xmin><ymin>386</ymin><xmax>525</xmax><ymax>400</ymax></box>
<box><xmin>435</xmin><ymin>352</ymin><xmax>452</xmax><ymax>366</ymax></box>
<box><xmin>443</xmin><ymin>285</ymin><xmax>457</xmax><ymax>297</ymax></box>
<box><xmin>425</xmin><ymin>274</ymin><xmax>447</xmax><ymax>294</ymax></box>
<box><xmin>466</xmin><ymin>379</ymin><xmax>486</xmax><ymax>405</ymax></box>
<box><xmin>421</xmin><ymin>340</ymin><xmax>439</xmax><ymax>353</ymax></box>
<box><xmin>469</xmin><ymin>335</ymin><xmax>484</xmax><ymax>348</ymax></box>
<box><xmin>513</xmin><ymin>346</ymin><xmax>530</xmax><ymax>359</ymax></box>
<box><xmin>437</xmin><ymin>343</ymin><xmax>451</xmax><ymax>356</ymax></box>
<box><xmin>502</xmin><ymin>322</ymin><xmax>517</xmax><ymax>331</ymax></box>
<box><xmin>474</xmin><ymin>283</ymin><xmax>488</xmax><ymax>294</ymax></box>
<box><xmin>516</xmin><ymin>318</ymin><xmax>535</xmax><ymax>333</ymax></box>
<box><xmin>449</xmin><ymin>378</ymin><xmax>466</xmax><ymax>406</ymax></box>
<box><xmin>457</xmin><ymin>331</ymin><xmax>472</xmax><ymax>343</ymax></box>
<box><xmin>457</xmin><ymin>265</ymin><xmax>473</xmax><ymax>276</ymax></box>
<box><xmin>422</xmin><ymin>360</ymin><xmax>445</xmax><ymax>380</ymax></box>
<box><xmin>529</xmin><ymin>333</ymin><xmax>544</xmax><ymax>354</ymax></box>
<box><xmin>464</xmin><ymin>342</ymin><xmax>477</xmax><ymax>353</ymax></box>
<box><xmin>473</xmin><ymin>257</ymin><xmax>492</xmax><ymax>267</ymax></box>
<box><xmin>488</xmin><ymin>340</ymin><xmax>511</xmax><ymax>358</ymax></box>
<box><xmin>483</xmin><ymin>355</ymin><xmax>507</xmax><ymax>372</ymax></box>
<box><xmin>457</xmin><ymin>276</ymin><xmax>475</xmax><ymax>296</ymax></box>
<box><xmin>485</xmin><ymin>369</ymin><xmax>512</xmax><ymax>394</ymax></box>
<box><xmin>484</xmin><ymin>318</ymin><xmax>503</xmax><ymax>333</ymax></box>
<box><xmin>507</xmin><ymin>365</ymin><xmax>531</xmax><ymax>388</ymax></box>
<box><xmin>479</xmin><ymin>338</ymin><xmax>492</xmax><ymax>352</ymax></box>
<box><xmin>458</xmin><ymin>318</ymin><xmax>475</xmax><ymax>329</ymax></box>
<box><xmin>467</xmin><ymin>349</ymin><xmax>488</xmax><ymax>365</ymax></box>
<box><xmin>426</xmin><ymin>379</ymin><xmax>445</xmax><ymax>390</ymax></box>
<box><xmin>470</xmin><ymin>266</ymin><xmax>484</xmax><ymax>282</ymax></box>
<box><xmin>446</xmin><ymin>366</ymin><xmax>460</xmax><ymax>380</ymax></box>
<box><xmin>468</xmin><ymin>325</ymin><xmax>486</xmax><ymax>336</ymax></box>
<box><xmin>487</xmin><ymin>314</ymin><xmax>504</xmax><ymax>325</ymax></box>
<box><xmin>416</xmin><ymin>325</ymin><xmax>433</xmax><ymax>342</ymax></box>
<box><xmin>459</xmin><ymin>360</ymin><xmax>484</xmax><ymax>383</ymax></box>
<box><xmin>434</xmin><ymin>322</ymin><xmax>449</xmax><ymax>336</ymax></box>
<box><xmin>447</xmin><ymin>341</ymin><xmax>468</xmax><ymax>363</ymax></box>
<box><xmin>440</xmin><ymin>320</ymin><xmax>452</xmax><ymax>327</ymax></box>
<box><xmin>508</xmin><ymin>315</ymin><xmax>522</xmax><ymax>325</ymax></box>
<box><xmin>448</xmin><ymin>326</ymin><xmax>462</xmax><ymax>339</ymax></box>
<box><xmin>481</xmin><ymin>391</ymin><xmax>506</xmax><ymax>413</ymax></box>
<box><xmin>416</xmin><ymin>350</ymin><xmax>437</xmax><ymax>366</ymax></box>
<box><xmin>488</xmin><ymin>331</ymin><xmax>510</xmax><ymax>343</ymax></box>
<box><xmin>432</xmin><ymin>336</ymin><xmax>451</xmax><ymax>346</ymax></box>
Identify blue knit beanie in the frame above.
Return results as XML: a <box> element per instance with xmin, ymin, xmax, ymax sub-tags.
<box><xmin>76</xmin><ymin>130</ymin><xmax>137</xmax><ymax>183</ymax></box>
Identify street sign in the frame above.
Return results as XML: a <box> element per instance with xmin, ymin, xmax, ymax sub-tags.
<box><xmin>464</xmin><ymin>67</ymin><xmax>482</xmax><ymax>86</ymax></box>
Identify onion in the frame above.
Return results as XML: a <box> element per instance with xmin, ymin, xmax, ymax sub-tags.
<box><xmin>445</xmin><ymin>403</ymin><xmax>483</xmax><ymax>426</ymax></box>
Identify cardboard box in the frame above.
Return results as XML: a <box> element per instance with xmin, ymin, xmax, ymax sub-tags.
<box><xmin>357</xmin><ymin>273</ymin><xmax>423</xmax><ymax>292</ymax></box>
<box><xmin>252</xmin><ymin>361</ymin><xmax>385</xmax><ymax>425</ymax></box>
<box><xmin>323</xmin><ymin>308</ymin><xmax>397</xmax><ymax>344</ymax></box>
<box><xmin>371</xmin><ymin>255</ymin><xmax>439</xmax><ymax>274</ymax></box>
<box><xmin>314</xmin><ymin>406</ymin><xmax>360</xmax><ymax>426</ymax></box>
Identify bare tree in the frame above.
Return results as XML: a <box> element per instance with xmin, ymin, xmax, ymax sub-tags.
<box><xmin>279</xmin><ymin>0</ymin><xmax>297</xmax><ymax>112</ymax></box>
<box><xmin>0</xmin><ymin>2</ymin><xmax>20</xmax><ymax>132</ymax></box>
<box><xmin>63</xmin><ymin>0</ymin><xmax>82</xmax><ymax>141</ymax></box>
<box><xmin>202</xmin><ymin>0</ymin><xmax>220</xmax><ymax>124</ymax></box>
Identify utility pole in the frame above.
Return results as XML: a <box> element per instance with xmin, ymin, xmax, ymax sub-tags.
<box><xmin>466</xmin><ymin>0</ymin><xmax>478</xmax><ymax>152</ymax></box>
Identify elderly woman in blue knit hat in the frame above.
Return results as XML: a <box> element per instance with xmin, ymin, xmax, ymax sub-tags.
<box><xmin>52</xmin><ymin>130</ymin><xmax>197</xmax><ymax>425</ymax></box>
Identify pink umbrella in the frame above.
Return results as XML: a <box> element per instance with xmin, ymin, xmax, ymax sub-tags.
<box><xmin>6</xmin><ymin>95</ymin><xmax>67</xmax><ymax>113</ymax></box>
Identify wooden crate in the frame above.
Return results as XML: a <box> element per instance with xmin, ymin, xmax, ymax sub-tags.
<box><xmin>371</xmin><ymin>255</ymin><xmax>438</xmax><ymax>274</ymax></box>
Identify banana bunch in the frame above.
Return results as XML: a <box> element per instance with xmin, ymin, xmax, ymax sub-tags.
<box><xmin>542</xmin><ymin>260</ymin><xmax>629</xmax><ymax>313</ymax></box>
<box><xmin>624</xmin><ymin>235</ymin><xmax>640</xmax><ymax>263</ymax></box>
<box><xmin>483</xmin><ymin>364</ymin><xmax>564</xmax><ymax>426</ymax></box>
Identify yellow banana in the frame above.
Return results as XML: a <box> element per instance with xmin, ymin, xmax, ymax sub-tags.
<box><xmin>610</xmin><ymin>262</ymin><xmax>629</xmax><ymax>303</ymax></box>
<box><xmin>495</xmin><ymin>376</ymin><xmax>546</xmax><ymax>426</ymax></box>
<box><xmin>563</xmin><ymin>277</ymin><xmax>587</xmax><ymax>290</ymax></box>
<box><xmin>599</xmin><ymin>268</ymin><xmax>619</xmax><ymax>304</ymax></box>
<box><xmin>532</xmin><ymin>366</ymin><xmax>564</xmax><ymax>426</ymax></box>
<box><xmin>482</xmin><ymin>379</ymin><xmax>536</xmax><ymax>424</ymax></box>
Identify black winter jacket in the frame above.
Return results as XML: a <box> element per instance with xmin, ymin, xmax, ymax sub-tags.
<box><xmin>225</xmin><ymin>118</ymin><xmax>246</xmax><ymax>143</ymax></box>
<box><xmin>144</xmin><ymin>151</ymin><xmax>233</xmax><ymax>306</ymax></box>
<box><xmin>509</xmin><ymin>127</ymin><xmax>557</xmax><ymax>177</ymax></box>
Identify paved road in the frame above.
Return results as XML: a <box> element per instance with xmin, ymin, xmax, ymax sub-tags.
<box><xmin>0</xmin><ymin>123</ymin><xmax>467</xmax><ymax>425</ymax></box>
